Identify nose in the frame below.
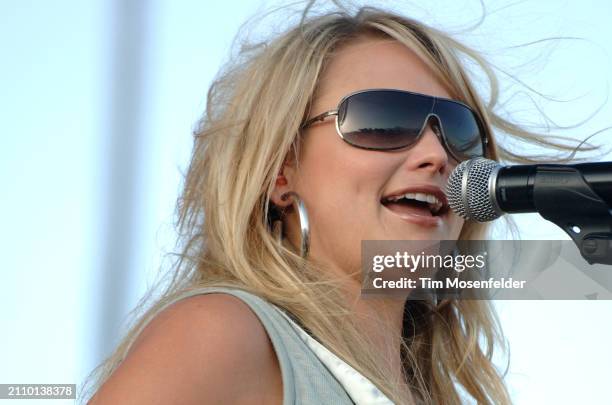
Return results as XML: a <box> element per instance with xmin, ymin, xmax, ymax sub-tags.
<box><xmin>399</xmin><ymin>117</ymin><xmax>450</xmax><ymax>175</ymax></box>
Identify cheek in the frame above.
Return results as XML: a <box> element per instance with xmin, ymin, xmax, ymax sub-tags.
<box><xmin>294</xmin><ymin>134</ymin><xmax>394</xmax><ymax>245</ymax></box>
<box><xmin>297</xmin><ymin>138</ymin><xmax>392</xmax><ymax>210</ymax></box>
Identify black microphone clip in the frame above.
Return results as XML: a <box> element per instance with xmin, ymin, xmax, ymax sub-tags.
<box><xmin>534</xmin><ymin>165</ymin><xmax>612</xmax><ymax>265</ymax></box>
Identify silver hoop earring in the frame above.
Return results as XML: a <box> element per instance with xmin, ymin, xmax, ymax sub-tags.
<box><xmin>280</xmin><ymin>191</ymin><xmax>310</xmax><ymax>259</ymax></box>
<box><xmin>272</xmin><ymin>218</ymin><xmax>283</xmax><ymax>243</ymax></box>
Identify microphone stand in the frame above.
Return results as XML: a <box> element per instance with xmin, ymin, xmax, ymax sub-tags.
<box><xmin>534</xmin><ymin>165</ymin><xmax>612</xmax><ymax>265</ymax></box>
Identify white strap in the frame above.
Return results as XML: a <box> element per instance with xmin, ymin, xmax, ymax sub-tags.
<box><xmin>274</xmin><ymin>308</ymin><xmax>395</xmax><ymax>405</ymax></box>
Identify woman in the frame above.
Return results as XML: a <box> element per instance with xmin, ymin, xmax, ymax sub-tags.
<box><xmin>84</xmin><ymin>3</ymin><xmax>589</xmax><ymax>404</ymax></box>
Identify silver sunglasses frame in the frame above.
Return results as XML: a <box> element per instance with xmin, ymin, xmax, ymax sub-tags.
<box><xmin>301</xmin><ymin>88</ymin><xmax>490</xmax><ymax>162</ymax></box>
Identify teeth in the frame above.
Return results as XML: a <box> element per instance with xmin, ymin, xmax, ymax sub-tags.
<box><xmin>405</xmin><ymin>192</ymin><xmax>441</xmax><ymax>206</ymax></box>
<box><xmin>384</xmin><ymin>191</ymin><xmax>444</xmax><ymax>214</ymax></box>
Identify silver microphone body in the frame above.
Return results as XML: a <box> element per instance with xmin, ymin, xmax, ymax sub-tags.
<box><xmin>445</xmin><ymin>158</ymin><xmax>612</xmax><ymax>222</ymax></box>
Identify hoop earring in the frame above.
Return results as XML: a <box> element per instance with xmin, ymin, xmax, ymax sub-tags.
<box><xmin>272</xmin><ymin>218</ymin><xmax>283</xmax><ymax>243</ymax></box>
<box><xmin>279</xmin><ymin>191</ymin><xmax>310</xmax><ymax>259</ymax></box>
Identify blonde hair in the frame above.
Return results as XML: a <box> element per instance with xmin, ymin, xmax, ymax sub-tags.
<box><xmin>81</xmin><ymin>2</ymin><xmax>603</xmax><ymax>404</ymax></box>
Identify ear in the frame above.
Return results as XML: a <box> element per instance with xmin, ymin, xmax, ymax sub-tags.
<box><xmin>270</xmin><ymin>154</ymin><xmax>297</xmax><ymax>208</ymax></box>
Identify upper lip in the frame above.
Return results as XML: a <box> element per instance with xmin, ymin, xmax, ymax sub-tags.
<box><xmin>380</xmin><ymin>184</ymin><xmax>450</xmax><ymax>214</ymax></box>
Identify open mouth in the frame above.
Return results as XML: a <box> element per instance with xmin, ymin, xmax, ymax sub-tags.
<box><xmin>380</xmin><ymin>191</ymin><xmax>450</xmax><ymax>218</ymax></box>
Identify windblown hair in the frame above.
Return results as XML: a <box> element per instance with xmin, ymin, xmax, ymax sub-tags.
<box><xmin>81</xmin><ymin>2</ymin><xmax>601</xmax><ymax>404</ymax></box>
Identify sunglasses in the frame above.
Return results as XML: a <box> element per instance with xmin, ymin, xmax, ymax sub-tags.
<box><xmin>301</xmin><ymin>89</ymin><xmax>489</xmax><ymax>162</ymax></box>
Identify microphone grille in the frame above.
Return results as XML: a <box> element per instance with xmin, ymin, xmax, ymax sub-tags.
<box><xmin>445</xmin><ymin>157</ymin><xmax>502</xmax><ymax>222</ymax></box>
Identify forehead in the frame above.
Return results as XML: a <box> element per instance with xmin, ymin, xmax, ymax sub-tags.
<box><xmin>314</xmin><ymin>36</ymin><xmax>452</xmax><ymax>109</ymax></box>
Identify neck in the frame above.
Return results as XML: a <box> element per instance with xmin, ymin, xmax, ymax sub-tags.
<box><xmin>305</xmin><ymin>245</ymin><xmax>414</xmax><ymax>400</ymax></box>
<box><xmin>302</xmin><ymin>249</ymin><xmax>417</xmax><ymax>403</ymax></box>
<box><xmin>347</xmin><ymin>280</ymin><xmax>409</xmax><ymax>388</ymax></box>
<box><xmin>312</xmin><ymin>255</ymin><xmax>409</xmax><ymax>380</ymax></box>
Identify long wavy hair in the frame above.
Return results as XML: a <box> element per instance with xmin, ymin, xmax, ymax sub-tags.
<box><xmin>81</xmin><ymin>2</ymin><xmax>602</xmax><ymax>404</ymax></box>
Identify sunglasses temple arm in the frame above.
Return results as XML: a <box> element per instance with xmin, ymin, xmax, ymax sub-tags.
<box><xmin>302</xmin><ymin>110</ymin><xmax>338</xmax><ymax>128</ymax></box>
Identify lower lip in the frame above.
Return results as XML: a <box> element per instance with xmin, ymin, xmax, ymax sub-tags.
<box><xmin>382</xmin><ymin>205</ymin><xmax>445</xmax><ymax>227</ymax></box>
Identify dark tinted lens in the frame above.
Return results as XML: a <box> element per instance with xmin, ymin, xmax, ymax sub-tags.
<box><xmin>434</xmin><ymin>100</ymin><xmax>485</xmax><ymax>159</ymax></box>
<box><xmin>338</xmin><ymin>90</ymin><xmax>433</xmax><ymax>150</ymax></box>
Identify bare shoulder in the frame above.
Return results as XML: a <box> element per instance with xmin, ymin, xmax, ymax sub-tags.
<box><xmin>89</xmin><ymin>293</ymin><xmax>283</xmax><ymax>405</ymax></box>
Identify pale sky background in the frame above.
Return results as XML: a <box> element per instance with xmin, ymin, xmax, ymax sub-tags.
<box><xmin>1</xmin><ymin>1</ymin><xmax>611</xmax><ymax>404</ymax></box>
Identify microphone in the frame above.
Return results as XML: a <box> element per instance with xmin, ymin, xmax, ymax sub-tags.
<box><xmin>445</xmin><ymin>158</ymin><xmax>612</xmax><ymax>222</ymax></box>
